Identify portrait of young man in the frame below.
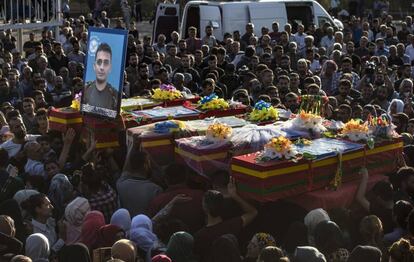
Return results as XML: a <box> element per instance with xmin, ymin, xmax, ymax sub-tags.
<box><xmin>82</xmin><ymin>42</ymin><xmax>118</xmax><ymax>117</ymax></box>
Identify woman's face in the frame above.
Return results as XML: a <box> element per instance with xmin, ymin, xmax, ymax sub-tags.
<box><xmin>390</xmin><ymin>102</ymin><xmax>397</xmax><ymax>114</ymax></box>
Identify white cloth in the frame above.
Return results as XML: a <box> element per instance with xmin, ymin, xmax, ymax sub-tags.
<box><xmin>406</xmin><ymin>44</ymin><xmax>414</xmax><ymax>63</ymax></box>
<box><xmin>320</xmin><ymin>36</ymin><xmax>335</xmax><ymax>50</ymax></box>
<box><xmin>294</xmin><ymin>33</ymin><xmax>307</xmax><ymax>50</ymax></box>
<box><xmin>0</xmin><ymin>134</ymin><xmax>39</xmax><ymax>158</ymax></box>
<box><xmin>25</xmin><ymin>159</ymin><xmax>45</xmax><ymax>177</ymax></box>
<box><xmin>32</xmin><ymin>218</ymin><xmax>65</xmax><ymax>252</ymax></box>
<box><xmin>25</xmin><ymin>233</ymin><xmax>50</xmax><ymax>261</ymax></box>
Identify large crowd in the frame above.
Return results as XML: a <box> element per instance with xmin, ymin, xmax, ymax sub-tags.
<box><xmin>1</xmin><ymin>3</ymin><xmax>414</xmax><ymax>262</ymax></box>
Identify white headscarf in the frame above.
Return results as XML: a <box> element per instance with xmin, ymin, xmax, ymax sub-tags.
<box><xmin>387</xmin><ymin>99</ymin><xmax>404</xmax><ymax>119</ymax></box>
<box><xmin>64</xmin><ymin>197</ymin><xmax>90</xmax><ymax>244</ymax></box>
<box><xmin>304</xmin><ymin>208</ymin><xmax>330</xmax><ymax>245</ymax></box>
<box><xmin>25</xmin><ymin>233</ymin><xmax>50</xmax><ymax>261</ymax></box>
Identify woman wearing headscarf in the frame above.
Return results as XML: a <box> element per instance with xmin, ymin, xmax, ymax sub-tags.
<box><xmin>166</xmin><ymin>231</ymin><xmax>196</xmax><ymax>262</ymax></box>
<box><xmin>25</xmin><ymin>233</ymin><xmax>50</xmax><ymax>262</ymax></box>
<box><xmin>111</xmin><ymin>239</ymin><xmax>138</xmax><ymax>262</ymax></box>
<box><xmin>80</xmin><ymin>211</ymin><xmax>105</xmax><ymax>251</ymax></box>
<box><xmin>129</xmin><ymin>214</ymin><xmax>157</xmax><ymax>262</ymax></box>
<box><xmin>21</xmin><ymin>194</ymin><xmax>65</xmax><ymax>252</ymax></box>
<box><xmin>304</xmin><ymin>208</ymin><xmax>330</xmax><ymax>245</ymax></box>
<box><xmin>211</xmin><ymin>234</ymin><xmax>242</xmax><ymax>262</ymax></box>
<box><xmin>58</xmin><ymin>243</ymin><xmax>91</xmax><ymax>262</ymax></box>
<box><xmin>387</xmin><ymin>99</ymin><xmax>404</xmax><ymax>119</ymax></box>
<box><xmin>244</xmin><ymin>233</ymin><xmax>277</xmax><ymax>262</ymax></box>
<box><xmin>0</xmin><ymin>199</ymin><xmax>26</xmax><ymax>242</ymax></box>
<box><xmin>64</xmin><ymin>197</ymin><xmax>90</xmax><ymax>245</ymax></box>
<box><xmin>48</xmin><ymin>174</ymin><xmax>74</xmax><ymax>219</ymax></box>
<box><xmin>97</xmin><ymin>224</ymin><xmax>125</xmax><ymax>248</ymax></box>
<box><xmin>314</xmin><ymin>220</ymin><xmax>349</xmax><ymax>262</ymax></box>
<box><xmin>110</xmin><ymin>208</ymin><xmax>131</xmax><ymax>235</ymax></box>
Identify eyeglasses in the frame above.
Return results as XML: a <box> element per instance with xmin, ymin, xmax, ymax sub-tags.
<box><xmin>95</xmin><ymin>59</ymin><xmax>110</xmax><ymax>66</ymax></box>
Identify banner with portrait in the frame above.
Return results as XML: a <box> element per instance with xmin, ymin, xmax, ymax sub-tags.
<box><xmin>81</xmin><ymin>27</ymin><xmax>128</xmax><ymax>119</ymax></box>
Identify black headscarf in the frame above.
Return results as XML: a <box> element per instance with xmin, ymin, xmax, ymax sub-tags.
<box><xmin>0</xmin><ymin>232</ymin><xmax>23</xmax><ymax>257</ymax></box>
<box><xmin>0</xmin><ymin>199</ymin><xmax>26</xmax><ymax>242</ymax></box>
<box><xmin>58</xmin><ymin>243</ymin><xmax>91</xmax><ymax>262</ymax></box>
<box><xmin>211</xmin><ymin>234</ymin><xmax>242</xmax><ymax>262</ymax></box>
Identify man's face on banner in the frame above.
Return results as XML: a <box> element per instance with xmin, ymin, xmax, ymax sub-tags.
<box><xmin>94</xmin><ymin>50</ymin><xmax>112</xmax><ymax>84</ymax></box>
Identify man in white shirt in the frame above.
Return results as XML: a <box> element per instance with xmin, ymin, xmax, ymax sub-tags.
<box><xmin>0</xmin><ymin>115</ymin><xmax>39</xmax><ymax>158</ymax></box>
<box><xmin>294</xmin><ymin>24</ymin><xmax>307</xmax><ymax>51</ymax></box>
<box><xmin>320</xmin><ymin>27</ymin><xmax>335</xmax><ymax>51</ymax></box>
<box><xmin>24</xmin><ymin>141</ymin><xmax>45</xmax><ymax>177</ymax></box>
<box><xmin>405</xmin><ymin>35</ymin><xmax>414</xmax><ymax>64</ymax></box>
<box><xmin>202</xmin><ymin>25</ymin><xmax>217</xmax><ymax>49</ymax></box>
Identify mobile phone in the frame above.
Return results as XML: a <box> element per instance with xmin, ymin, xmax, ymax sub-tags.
<box><xmin>6</xmin><ymin>164</ymin><xmax>15</xmax><ymax>174</ymax></box>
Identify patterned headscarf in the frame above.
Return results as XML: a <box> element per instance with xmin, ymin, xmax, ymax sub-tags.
<box><xmin>254</xmin><ymin>233</ymin><xmax>277</xmax><ymax>250</ymax></box>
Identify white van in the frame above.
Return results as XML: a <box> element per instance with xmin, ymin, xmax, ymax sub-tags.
<box><xmin>153</xmin><ymin>0</ymin><xmax>343</xmax><ymax>43</ymax></box>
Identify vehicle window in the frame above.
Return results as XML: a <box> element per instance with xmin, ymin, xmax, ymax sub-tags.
<box><xmin>318</xmin><ymin>16</ymin><xmax>332</xmax><ymax>28</ymax></box>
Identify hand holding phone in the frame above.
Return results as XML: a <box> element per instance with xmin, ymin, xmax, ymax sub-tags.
<box><xmin>6</xmin><ymin>164</ymin><xmax>18</xmax><ymax>177</ymax></box>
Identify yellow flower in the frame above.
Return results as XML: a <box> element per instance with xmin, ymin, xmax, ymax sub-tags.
<box><xmin>152</xmin><ymin>88</ymin><xmax>183</xmax><ymax>101</ymax></box>
<box><xmin>70</xmin><ymin>100</ymin><xmax>80</xmax><ymax>111</ymax></box>
<box><xmin>341</xmin><ymin>119</ymin><xmax>369</xmax><ymax>135</ymax></box>
<box><xmin>249</xmin><ymin>106</ymin><xmax>279</xmax><ymax>122</ymax></box>
<box><xmin>199</xmin><ymin>98</ymin><xmax>229</xmax><ymax>111</ymax></box>
<box><xmin>206</xmin><ymin>123</ymin><xmax>233</xmax><ymax>140</ymax></box>
<box><xmin>298</xmin><ymin>110</ymin><xmax>321</xmax><ymax>121</ymax></box>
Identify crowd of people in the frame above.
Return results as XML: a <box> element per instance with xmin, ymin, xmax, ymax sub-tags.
<box><xmin>1</xmin><ymin>4</ymin><xmax>414</xmax><ymax>262</ymax></box>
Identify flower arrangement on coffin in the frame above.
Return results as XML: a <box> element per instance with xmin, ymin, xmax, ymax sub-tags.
<box><xmin>154</xmin><ymin>120</ymin><xmax>187</xmax><ymax>134</ymax></box>
<box><xmin>198</xmin><ymin>93</ymin><xmax>229</xmax><ymax>111</ymax></box>
<box><xmin>152</xmin><ymin>84</ymin><xmax>183</xmax><ymax>101</ymax></box>
<box><xmin>291</xmin><ymin>110</ymin><xmax>327</xmax><ymax>135</ymax></box>
<box><xmin>298</xmin><ymin>95</ymin><xmax>329</xmax><ymax>115</ymax></box>
<box><xmin>367</xmin><ymin>114</ymin><xmax>398</xmax><ymax>139</ymax></box>
<box><xmin>249</xmin><ymin>100</ymin><xmax>279</xmax><ymax>122</ymax></box>
<box><xmin>206</xmin><ymin>122</ymin><xmax>233</xmax><ymax>143</ymax></box>
<box><xmin>257</xmin><ymin>136</ymin><xmax>298</xmax><ymax>162</ymax></box>
<box><xmin>70</xmin><ymin>92</ymin><xmax>82</xmax><ymax>111</ymax></box>
<box><xmin>340</xmin><ymin>119</ymin><xmax>371</xmax><ymax>142</ymax></box>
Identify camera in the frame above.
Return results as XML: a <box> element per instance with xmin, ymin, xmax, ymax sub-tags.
<box><xmin>364</xmin><ymin>61</ymin><xmax>376</xmax><ymax>83</ymax></box>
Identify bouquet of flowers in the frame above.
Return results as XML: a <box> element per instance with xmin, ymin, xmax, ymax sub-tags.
<box><xmin>70</xmin><ymin>92</ymin><xmax>82</xmax><ymax>111</ymax></box>
<box><xmin>154</xmin><ymin>120</ymin><xmax>187</xmax><ymax>134</ymax></box>
<box><xmin>257</xmin><ymin>136</ymin><xmax>298</xmax><ymax>162</ymax></box>
<box><xmin>206</xmin><ymin>122</ymin><xmax>233</xmax><ymax>142</ymax></box>
<box><xmin>291</xmin><ymin>110</ymin><xmax>326</xmax><ymax>134</ymax></box>
<box><xmin>367</xmin><ymin>114</ymin><xmax>397</xmax><ymax>139</ymax></box>
<box><xmin>341</xmin><ymin>119</ymin><xmax>370</xmax><ymax>142</ymax></box>
<box><xmin>198</xmin><ymin>93</ymin><xmax>229</xmax><ymax>111</ymax></box>
<box><xmin>152</xmin><ymin>84</ymin><xmax>183</xmax><ymax>101</ymax></box>
<box><xmin>249</xmin><ymin>100</ymin><xmax>278</xmax><ymax>122</ymax></box>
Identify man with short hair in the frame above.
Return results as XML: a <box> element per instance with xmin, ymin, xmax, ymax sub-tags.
<box><xmin>152</xmin><ymin>34</ymin><xmax>167</xmax><ymax>55</ymax></box>
<box><xmin>21</xmin><ymin>97</ymin><xmax>37</xmax><ymax>133</ymax></box>
<box><xmin>48</xmin><ymin>42</ymin><xmax>69</xmax><ymax>72</ymax></box>
<box><xmin>117</xmin><ymin>150</ymin><xmax>162</xmax><ymax>216</ymax></box>
<box><xmin>194</xmin><ymin>178</ymin><xmax>257</xmax><ymax>261</ymax></box>
<box><xmin>186</xmin><ymin>27</ymin><xmax>202</xmax><ymax>54</ymax></box>
<box><xmin>83</xmin><ymin>43</ymin><xmax>119</xmax><ymax>116</ymax></box>
<box><xmin>164</xmin><ymin>45</ymin><xmax>182</xmax><ymax>71</ymax></box>
<box><xmin>202</xmin><ymin>25</ymin><xmax>217</xmax><ymax>48</ymax></box>
<box><xmin>0</xmin><ymin>116</ymin><xmax>39</xmax><ymax>158</ymax></box>
<box><xmin>173</xmin><ymin>73</ymin><xmax>191</xmax><ymax>95</ymax></box>
<box><xmin>132</xmin><ymin>63</ymin><xmax>151</xmax><ymax>96</ymax></box>
<box><xmin>24</xmin><ymin>141</ymin><xmax>45</xmax><ymax>177</ymax></box>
